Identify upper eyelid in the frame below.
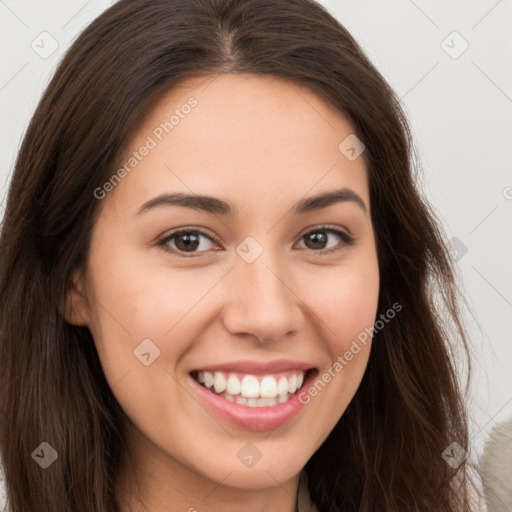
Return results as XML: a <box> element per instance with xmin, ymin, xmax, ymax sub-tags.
<box><xmin>161</xmin><ymin>227</ymin><xmax>221</xmax><ymax>245</ymax></box>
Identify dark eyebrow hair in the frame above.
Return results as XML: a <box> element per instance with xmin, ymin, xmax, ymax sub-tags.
<box><xmin>292</xmin><ymin>188</ymin><xmax>367</xmax><ymax>215</ymax></box>
<box><xmin>135</xmin><ymin>187</ymin><xmax>367</xmax><ymax>217</ymax></box>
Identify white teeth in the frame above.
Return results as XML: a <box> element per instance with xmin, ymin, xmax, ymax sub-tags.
<box><xmin>195</xmin><ymin>370</ymin><xmax>308</xmax><ymax>406</ymax></box>
<box><xmin>260</xmin><ymin>376</ymin><xmax>278</xmax><ymax>398</ymax></box>
<box><xmin>296</xmin><ymin>372</ymin><xmax>304</xmax><ymax>390</ymax></box>
<box><xmin>235</xmin><ymin>396</ymin><xmax>247</xmax><ymax>405</ymax></box>
<box><xmin>213</xmin><ymin>372</ymin><xmax>227</xmax><ymax>393</ymax></box>
<box><xmin>216</xmin><ymin>392</ymin><xmax>286</xmax><ymax>407</ymax></box>
<box><xmin>288</xmin><ymin>374</ymin><xmax>297</xmax><ymax>394</ymax></box>
<box><xmin>204</xmin><ymin>372</ymin><xmax>214</xmax><ymax>388</ymax></box>
<box><xmin>240</xmin><ymin>375</ymin><xmax>260</xmax><ymax>398</ymax></box>
<box><xmin>226</xmin><ymin>374</ymin><xmax>241</xmax><ymax>395</ymax></box>
<box><xmin>277</xmin><ymin>376</ymin><xmax>289</xmax><ymax>396</ymax></box>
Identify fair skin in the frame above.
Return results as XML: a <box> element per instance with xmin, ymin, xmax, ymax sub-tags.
<box><xmin>66</xmin><ymin>73</ymin><xmax>380</xmax><ymax>512</ymax></box>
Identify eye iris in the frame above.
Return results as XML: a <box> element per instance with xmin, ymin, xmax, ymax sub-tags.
<box><xmin>175</xmin><ymin>232</ymin><xmax>200</xmax><ymax>252</ymax></box>
<box><xmin>305</xmin><ymin>231</ymin><xmax>327</xmax><ymax>250</ymax></box>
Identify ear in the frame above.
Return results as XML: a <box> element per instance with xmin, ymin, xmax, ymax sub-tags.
<box><xmin>63</xmin><ymin>268</ymin><xmax>91</xmax><ymax>326</ymax></box>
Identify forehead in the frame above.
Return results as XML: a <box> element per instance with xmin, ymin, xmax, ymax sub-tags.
<box><xmin>107</xmin><ymin>73</ymin><xmax>369</xmax><ymax>216</ymax></box>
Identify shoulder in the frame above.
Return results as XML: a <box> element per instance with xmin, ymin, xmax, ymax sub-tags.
<box><xmin>479</xmin><ymin>417</ymin><xmax>512</xmax><ymax>512</ymax></box>
<box><xmin>468</xmin><ymin>486</ymin><xmax>488</xmax><ymax>512</ymax></box>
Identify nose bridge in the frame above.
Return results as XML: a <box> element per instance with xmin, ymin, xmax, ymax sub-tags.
<box><xmin>223</xmin><ymin>240</ymin><xmax>302</xmax><ymax>342</ymax></box>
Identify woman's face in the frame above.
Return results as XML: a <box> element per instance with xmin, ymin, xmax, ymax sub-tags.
<box><xmin>68</xmin><ymin>73</ymin><xmax>379</xmax><ymax>494</ymax></box>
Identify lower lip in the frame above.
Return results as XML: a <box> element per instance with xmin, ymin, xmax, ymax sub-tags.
<box><xmin>189</xmin><ymin>370</ymin><xmax>317</xmax><ymax>431</ymax></box>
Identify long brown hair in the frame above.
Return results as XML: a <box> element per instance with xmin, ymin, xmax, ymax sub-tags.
<box><xmin>0</xmin><ymin>0</ymin><xmax>479</xmax><ymax>510</ymax></box>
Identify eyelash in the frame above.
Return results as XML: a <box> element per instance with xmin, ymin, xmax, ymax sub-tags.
<box><xmin>156</xmin><ymin>225</ymin><xmax>356</xmax><ymax>259</ymax></box>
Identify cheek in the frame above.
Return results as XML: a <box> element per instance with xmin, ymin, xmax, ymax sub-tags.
<box><xmin>84</xmin><ymin>250</ymin><xmax>214</xmax><ymax>428</ymax></box>
<box><xmin>85</xmin><ymin>245</ymin><xmax>227</xmax><ymax>367</ymax></box>
<box><xmin>303</xmin><ymin>260</ymin><xmax>379</xmax><ymax>356</ymax></box>
<box><xmin>287</xmin><ymin>258</ymin><xmax>379</xmax><ymax>439</ymax></box>
<box><xmin>297</xmin><ymin>255</ymin><xmax>379</xmax><ymax>409</ymax></box>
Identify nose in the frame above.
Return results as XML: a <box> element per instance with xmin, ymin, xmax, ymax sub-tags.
<box><xmin>221</xmin><ymin>250</ymin><xmax>304</xmax><ymax>344</ymax></box>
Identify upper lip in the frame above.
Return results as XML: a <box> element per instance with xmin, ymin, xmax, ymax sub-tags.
<box><xmin>191</xmin><ymin>359</ymin><xmax>315</xmax><ymax>375</ymax></box>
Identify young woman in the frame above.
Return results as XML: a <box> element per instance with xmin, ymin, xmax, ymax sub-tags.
<box><xmin>0</xmin><ymin>0</ymin><xmax>487</xmax><ymax>510</ymax></box>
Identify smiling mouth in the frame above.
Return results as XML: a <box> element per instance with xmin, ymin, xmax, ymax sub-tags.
<box><xmin>190</xmin><ymin>369</ymin><xmax>314</xmax><ymax>408</ymax></box>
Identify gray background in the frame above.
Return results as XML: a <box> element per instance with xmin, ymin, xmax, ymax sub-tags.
<box><xmin>0</xmin><ymin>0</ymin><xmax>511</xmax><ymax>465</ymax></box>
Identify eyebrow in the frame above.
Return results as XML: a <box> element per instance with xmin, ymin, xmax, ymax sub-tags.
<box><xmin>136</xmin><ymin>187</ymin><xmax>367</xmax><ymax>217</ymax></box>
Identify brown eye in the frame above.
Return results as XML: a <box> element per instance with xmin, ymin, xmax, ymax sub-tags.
<box><xmin>173</xmin><ymin>232</ymin><xmax>201</xmax><ymax>252</ymax></box>
<box><xmin>297</xmin><ymin>227</ymin><xmax>355</xmax><ymax>253</ymax></box>
<box><xmin>158</xmin><ymin>229</ymin><xmax>219</xmax><ymax>256</ymax></box>
<box><xmin>303</xmin><ymin>231</ymin><xmax>329</xmax><ymax>250</ymax></box>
